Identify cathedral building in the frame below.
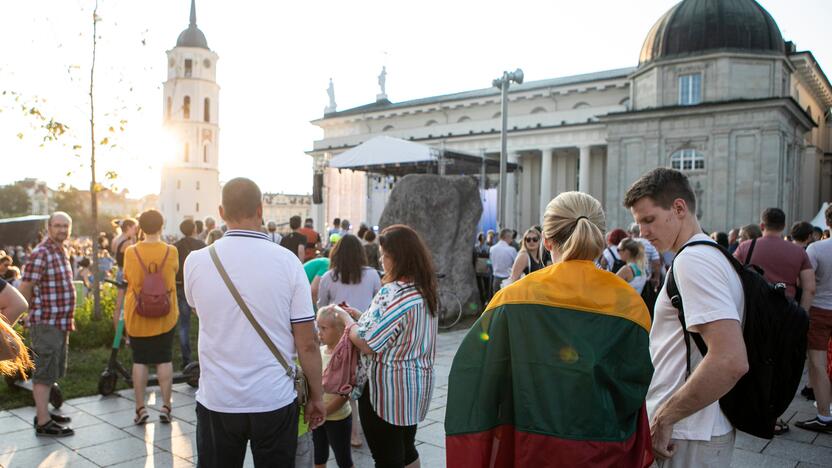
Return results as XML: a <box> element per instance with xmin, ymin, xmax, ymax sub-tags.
<box><xmin>308</xmin><ymin>0</ymin><xmax>832</xmax><ymax>233</ymax></box>
<box><xmin>159</xmin><ymin>0</ymin><xmax>220</xmax><ymax>237</ymax></box>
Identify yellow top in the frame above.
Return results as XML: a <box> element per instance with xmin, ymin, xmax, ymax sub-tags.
<box><xmin>123</xmin><ymin>242</ymin><xmax>179</xmax><ymax>338</ymax></box>
<box><xmin>321</xmin><ymin>346</ymin><xmax>352</xmax><ymax>421</ymax></box>
<box><xmin>488</xmin><ymin>260</ymin><xmax>652</xmax><ymax>333</ymax></box>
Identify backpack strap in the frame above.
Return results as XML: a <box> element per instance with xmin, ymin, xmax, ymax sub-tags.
<box><xmin>133</xmin><ymin>245</ymin><xmax>171</xmax><ymax>275</ymax></box>
<box><xmin>745</xmin><ymin>238</ymin><xmax>757</xmax><ymax>267</ymax></box>
<box><xmin>666</xmin><ymin>240</ymin><xmax>741</xmax><ymax>377</ymax></box>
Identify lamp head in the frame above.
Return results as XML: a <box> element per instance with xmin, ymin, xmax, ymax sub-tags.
<box><xmin>510</xmin><ymin>68</ymin><xmax>524</xmax><ymax>84</ymax></box>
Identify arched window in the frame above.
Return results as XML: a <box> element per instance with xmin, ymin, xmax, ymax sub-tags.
<box><xmin>670</xmin><ymin>149</ymin><xmax>705</xmax><ymax>171</ymax></box>
<box><xmin>166</xmin><ymin>97</ymin><xmax>172</xmax><ymax>119</ymax></box>
<box><xmin>573</xmin><ymin>102</ymin><xmax>590</xmax><ymax>109</ymax></box>
<box><xmin>531</xmin><ymin>106</ymin><xmax>547</xmax><ymax>114</ymax></box>
<box><xmin>184</xmin><ymin>143</ymin><xmax>189</xmax><ymax>162</ymax></box>
<box><xmin>183</xmin><ymin>96</ymin><xmax>191</xmax><ymax>119</ymax></box>
<box><xmin>425</xmin><ymin>120</ymin><xmax>438</xmax><ymax>127</ymax></box>
<box><xmin>382</xmin><ymin>125</ymin><xmax>394</xmax><ymax>132</ymax></box>
<box><xmin>204</xmin><ymin>98</ymin><xmax>210</xmax><ymax>122</ymax></box>
<box><xmin>203</xmin><ymin>146</ymin><xmax>208</xmax><ymax>163</ymax></box>
<box><xmin>457</xmin><ymin>116</ymin><xmax>471</xmax><ymax>123</ymax></box>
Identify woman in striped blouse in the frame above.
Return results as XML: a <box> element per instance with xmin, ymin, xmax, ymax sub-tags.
<box><xmin>338</xmin><ymin>224</ymin><xmax>438</xmax><ymax>468</ymax></box>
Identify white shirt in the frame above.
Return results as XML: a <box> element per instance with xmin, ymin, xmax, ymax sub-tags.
<box><xmin>489</xmin><ymin>240</ymin><xmax>517</xmax><ymax>278</ymax></box>
<box><xmin>600</xmin><ymin>246</ymin><xmax>622</xmax><ymax>271</ymax></box>
<box><xmin>635</xmin><ymin>237</ymin><xmax>660</xmax><ymax>277</ymax></box>
<box><xmin>807</xmin><ymin>238</ymin><xmax>832</xmax><ymax>309</ymax></box>
<box><xmin>267</xmin><ymin>231</ymin><xmax>283</xmax><ymax>244</ymax></box>
<box><xmin>184</xmin><ymin>229</ymin><xmax>315</xmax><ymax>413</ymax></box>
<box><xmin>646</xmin><ymin>234</ymin><xmax>744</xmax><ymax>441</ymax></box>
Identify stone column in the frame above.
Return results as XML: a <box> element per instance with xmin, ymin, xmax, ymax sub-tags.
<box><xmin>540</xmin><ymin>148</ymin><xmax>553</xmax><ymax>214</ymax></box>
<box><xmin>579</xmin><ymin>145</ymin><xmax>591</xmax><ymax>193</ymax></box>
<box><xmin>506</xmin><ymin>151</ymin><xmax>521</xmax><ymax>230</ymax></box>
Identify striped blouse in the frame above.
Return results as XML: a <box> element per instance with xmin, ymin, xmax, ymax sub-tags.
<box><xmin>356</xmin><ymin>281</ymin><xmax>437</xmax><ymax>426</ymax></box>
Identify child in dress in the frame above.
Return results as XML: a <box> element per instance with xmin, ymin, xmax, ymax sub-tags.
<box><xmin>313</xmin><ymin>306</ymin><xmax>354</xmax><ymax>468</ymax></box>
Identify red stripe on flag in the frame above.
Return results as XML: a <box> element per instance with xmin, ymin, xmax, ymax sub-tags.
<box><xmin>446</xmin><ymin>406</ymin><xmax>653</xmax><ymax>468</ymax></box>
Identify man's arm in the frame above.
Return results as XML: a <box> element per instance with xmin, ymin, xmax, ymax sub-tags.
<box><xmin>310</xmin><ymin>275</ymin><xmax>321</xmax><ymax>305</ymax></box>
<box><xmin>651</xmin><ymin>319</ymin><xmax>748</xmax><ymax>458</ymax></box>
<box><xmin>17</xmin><ymin>281</ymin><xmax>34</xmax><ymax>306</ymax></box>
<box><xmin>292</xmin><ymin>320</ymin><xmax>325</xmax><ymax>429</ymax></box>
<box><xmin>0</xmin><ymin>284</ymin><xmax>28</xmax><ymax>325</ymax></box>
<box><xmin>799</xmin><ymin>268</ymin><xmax>816</xmax><ymax>312</ymax></box>
<box><xmin>297</xmin><ymin>244</ymin><xmax>305</xmax><ymax>261</ymax></box>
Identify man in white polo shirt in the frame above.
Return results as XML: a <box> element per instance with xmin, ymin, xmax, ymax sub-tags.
<box><xmin>185</xmin><ymin>177</ymin><xmax>324</xmax><ymax>467</ymax></box>
<box><xmin>489</xmin><ymin>228</ymin><xmax>518</xmax><ymax>294</ymax></box>
<box><xmin>625</xmin><ymin>168</ymin><xmax>748</xmax><ymax>467</ymax></box>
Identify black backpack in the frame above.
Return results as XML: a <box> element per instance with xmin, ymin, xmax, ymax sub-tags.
<box><xmin>666</xmin><ymin>240</ymin><xmax>809</xmax><ymax>440</ymax></box>
<box><xmin>607</xmin><ymin>247</ymin><xmax>627</xmax><ymax>274</ymax></box>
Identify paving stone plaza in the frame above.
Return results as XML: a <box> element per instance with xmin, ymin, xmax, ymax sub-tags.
<box><xmin>0</xmin><ymin>329</ymin><xmax>830</xmax><ymax>467</ymax></box>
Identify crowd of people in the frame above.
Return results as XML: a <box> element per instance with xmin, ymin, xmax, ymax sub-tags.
<box><xmin>1</xmin><ymin>167</ymin><xmax>831</xmax><ymax>467</ymax></box>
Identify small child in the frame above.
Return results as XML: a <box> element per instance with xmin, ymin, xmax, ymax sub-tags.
<box><xmin>313</xmin><ymin>306</ymin><xmax>354</xmax><ymax>468</ymax></box>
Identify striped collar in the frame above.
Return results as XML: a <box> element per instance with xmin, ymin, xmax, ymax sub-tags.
<box><xmin>223</xmin><ymin>229</ymin><xmax>269</xmax><ymax>241</ymax></box>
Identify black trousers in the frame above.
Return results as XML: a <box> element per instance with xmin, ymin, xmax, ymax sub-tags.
<box><xmin>358</xmin><ymin>387</ymin><xmax>418</xmax><ymax>468</ymax></box>
<box><xmin>196</xmin><ymin>401</ymin><xmax>298</xmax><ymax>468</ymax></box>
<box><xmin>312</xmin><ymin>415</ymin><xmax>353</xmax><ymax>467</ymax></box>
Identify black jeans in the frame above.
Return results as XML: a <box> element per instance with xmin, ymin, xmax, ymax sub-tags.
<box><xmin>196</xmin><ymin>401</ymin><xmax>298</xmax><ymax>468</ymax></box>
<box><xmin>312</xmin><ymin>415</ymin><xmax>353</xmax><ymax>467</ymax></box>
<box><xmin>358</xmin><ymin>387</ymin><xmax>418</xmax><ymax>468</ymax></box>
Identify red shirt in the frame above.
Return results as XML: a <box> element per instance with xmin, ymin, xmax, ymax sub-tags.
<box><xmin>298</xmin><ymin>227</ymin><xmax>321</xmax><ymax>262</ymax></box>
<box><xmin>734</xmin><ymin>236</ymin><xmax>812</xmax><ymax>299</ymax></box>
<box><xmin>21</xmin><ymin>237</ymin><xmax>77</xmax><ymax>331</ymax></box>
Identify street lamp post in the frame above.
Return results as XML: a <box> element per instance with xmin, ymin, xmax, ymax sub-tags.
<box><xmin>493</xmin><ymin>68</ymin><xmax>523</xmax><ymax>231</ymax></box>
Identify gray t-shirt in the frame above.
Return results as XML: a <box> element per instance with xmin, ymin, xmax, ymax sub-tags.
<box><xmin>317</xmin><ymin>267</ymin><xmax>382</xmax><ymax>312</ymax></box>
<box><xmin>807</xmin><ymin>238</ymin><xmax>832</xmax><ymax>309</ymax></box>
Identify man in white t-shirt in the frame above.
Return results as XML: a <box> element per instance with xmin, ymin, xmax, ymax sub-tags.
<box><xmin>185</xmin><ymin>178</ymin><xmax>325</xmax><ymax>467</ymax></box>
<box><xmin>489</xmin><ymin>229</ymin><xmax>518</xmax><ymax>293</ymax></box>
<box><xmin>624</xmin><ymin>168</ymin><xmax>748</xmax><ymax>467</ymax></box>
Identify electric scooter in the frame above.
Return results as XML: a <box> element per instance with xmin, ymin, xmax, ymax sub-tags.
<box><xmin>4</xmin><ymin>364</ymin><xmax>65</xmax><ymax>409</ymax></box>
<box><xmin>97</xmin><ymin>279</ymin><xmax>199</xmax><ymax>396</ymax></box>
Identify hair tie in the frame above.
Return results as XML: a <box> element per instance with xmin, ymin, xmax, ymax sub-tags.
<box><xmin>576</xmin><ymin>216</ymin><xmax>588</xmax><ymax>222</ymax></box>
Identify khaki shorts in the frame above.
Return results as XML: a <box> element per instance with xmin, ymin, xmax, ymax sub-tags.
<box><xmin>30</xmin><ymin>324</ymin><xmax>69</xmax><ymax>385</ymax></box>
<box><xmin>652</xmin><ymin>430</ymin><xmax>735</xmax><ymax>468</ymax></box>
<box><xmin>808</xmin><ymin>307</ymin><xmax>832</xmax><ymax>351</ymax></box>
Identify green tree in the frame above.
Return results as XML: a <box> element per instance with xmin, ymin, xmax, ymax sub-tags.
<box><xmin>0</xmin><ymin>184</ymin><xmax>30</xmax><ymax>217</ymax></box>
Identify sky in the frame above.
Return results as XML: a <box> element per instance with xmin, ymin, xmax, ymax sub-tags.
<box><xmin>0</xmin><ymin>0</ymin><xmax>830</xmax><ymax>199</ymax></box>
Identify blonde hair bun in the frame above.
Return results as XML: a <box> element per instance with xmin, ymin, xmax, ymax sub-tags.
<box><xmin>542</xmin><ymin>191</ymin><xmax>606</xmax><ymax>262</ymax></box>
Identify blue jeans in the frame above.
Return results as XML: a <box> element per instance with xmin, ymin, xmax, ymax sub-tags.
<box><xmin>176</xmin><ymin>289</ymin><xmax>192</xmax><ymax>366</ymax></box>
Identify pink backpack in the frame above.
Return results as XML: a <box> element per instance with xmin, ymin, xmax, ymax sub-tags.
<box><xmin>322</xmin><ymin>323</ymin><xmax>360</xmax><ymax>395</ymax></box>
<box><xmin>133</xmin><ymin>246</ymin><xmax>172</xmax><ymax>318</ymax></box>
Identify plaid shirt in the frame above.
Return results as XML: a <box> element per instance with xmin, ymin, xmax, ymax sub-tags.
<box><xmin>22</xmin><ymin>237</ymin><xmax>76</xmax><ymax>331</ymax></box>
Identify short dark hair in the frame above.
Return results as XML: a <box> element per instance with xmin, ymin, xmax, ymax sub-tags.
<box><xmin>304</xmin><ymin>218</ymin><xmax>314</xmax><ymax>227</ymax></box>
<box><xmin>623</xmin><ymin>168</ymin><xmax>697</xmax><ymax>213</ymax></box>
<box><xmin>761</xmin><ymin>207</ymin><xmax>786</xmax><ymax>231</ymax></box>
<box><xmin>138</xmin><ymin>209</ymin><xmax>164</xmax><ymax>235</ymax></box>
<box><xmin>195</xmin><ymin>219</ymin><xmax>204</xmax><ymax>234</ymax></box>
<box><xmin>180</xmin><ymin>219</ymin><xmax>196</xmax><ymax>237</ymax></box>
<box><xmin>222</xmin><ymin>178</ymin><xmax>262</xmax><ymax>222</ymax></box>
<box><xmin>364</xmin><ymin>229</ymin><xmax>376</xmax><ymax>242</ymax></box>
<box><xmin>333</xmin><ymin>217</ymin><xmax>341</xmax><ymax>225</ymax></box>
<box><xmin>790</xmin><ymin>221</ymin><xmax>814</xmax><ymax>243</ymax></box>
<box><xmin>499</xmin><ymin>228</ymin><xmax>513</xmax><ymax>239</ymax></box>
<box><xmin>825</xmin><ymin>204</ymin><xmax>832</xmax><ymax>228</ymax></box>
<box><xmin>290</xmin><ymin>216</ymin><xmax>302</xmax><ymax>230</ymax></box>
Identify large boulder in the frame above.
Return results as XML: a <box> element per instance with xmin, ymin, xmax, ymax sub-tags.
<box><xmin>379</xmin><ymin>174</ymin><xmax>482</xmax><ymax>314</ymax></box>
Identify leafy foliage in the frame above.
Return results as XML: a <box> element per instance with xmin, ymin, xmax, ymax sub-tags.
<box><xmin>0</xmin><ymin>184</ymin><xmax>31</xmax><ymax>217</ymax></box>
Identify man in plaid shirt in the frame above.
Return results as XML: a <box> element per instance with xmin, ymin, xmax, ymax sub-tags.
<box><xmin>19</xmin><ymin>212</ymin><xmax>76</xmax><ymax>437</ymax></box>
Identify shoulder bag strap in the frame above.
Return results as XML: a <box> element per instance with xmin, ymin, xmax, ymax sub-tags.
<box><xmin>208</xmin><ymin>245</ymin><xmax>293</xmax><ymax>378</ymax></box>
<box><xmin>745</xmin><ymin>238</ymin><xmax>757</xmax><ymax>267</ymax></box>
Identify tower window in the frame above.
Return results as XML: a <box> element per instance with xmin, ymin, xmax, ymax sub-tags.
<box><xmin>679</xmin><ymin>73</ymin><xmax>702</xmax><ymax>106</ymax></box>
<box><xmin>177</xmin><ymin>179</ymin><xmax>182</xmax><ymax>189</ymax></box>
<box><xmin>196</xmin><ymin>202</ymin><xmax>200</xmax><ymax>212</ymax></box>
<box><xmin>203</xmin><ymin>146</ymin><xmax>208</xmax><ymax>163</ymax></box>
<box><xmin>166</xmin><ymin>97</ymin><xmax>172</xmax><ymax>119</ymax></box>
<box><xmin>196</xmin><ymin>181</ymin><xmax>200</xmax><ymax>190</ymax></box>
<box><xmin>204</xmin><ymin>98</ymin><xmax>210</xmax><ymax>122</ymax></box>
<box><xmin>183</xmin><ymin>96</ymin><xmax>191</xmax><ymax>120</ymax></box>
<box><xmin>184</xmin><ymin>59</ymin><xmax>193</xmax><ymax>77</ymax></box>
<box><xmin>176</xmin><ymin>203</ymin><xmax>180</xmax><ymax>212</ymax></box>
<box><xmin>670</xmin><ymin>149</ymin><xmax>705</xmax><ymax>171</ymax></box>
<box><xmin>184</xmin><ymin>143</ymin><xmax>189</xmax><ymax>162</ymax></box>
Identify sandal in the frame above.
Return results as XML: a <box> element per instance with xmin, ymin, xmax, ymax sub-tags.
<box><xmin>774</xmin><ymin>418</ymin><xmax>789</xmax><ymax>435</ymax></box>
<box><xmin>35</xmin><ymin>419</ymin><xmax>74</xmax><ymax>437</ymax></box>
<box><xmin>134</xmin><ymin>406</ymin><xmax>149</xmax><ymax>425</ymax></box>
<box><xmin>160</xmin><ymin>404</ymin><xmax>172</xmax><ymax>424</ymax></box>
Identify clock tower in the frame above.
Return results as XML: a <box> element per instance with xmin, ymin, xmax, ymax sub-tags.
<box><xmin>159</xmin><ymin>0</ymin><xmax>220</xmax><ymax>237</ymax></box>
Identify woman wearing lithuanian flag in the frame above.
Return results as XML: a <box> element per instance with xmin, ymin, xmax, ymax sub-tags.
<box><xmin>445</xmin><ymin>191</ymin><xmax>654</xmax><ymax>467</ymax></box>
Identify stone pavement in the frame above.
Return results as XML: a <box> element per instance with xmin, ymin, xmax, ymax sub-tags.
<box><xmin>1</xmin><ymin>328</ymin><xmax>831</xmax><ymax>467</ymax></box>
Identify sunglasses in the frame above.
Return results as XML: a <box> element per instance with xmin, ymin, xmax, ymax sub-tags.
<box><xmin>525</xmin><ymin>237</ymin><xmax>539</xmax><ymax>243</ymax></box>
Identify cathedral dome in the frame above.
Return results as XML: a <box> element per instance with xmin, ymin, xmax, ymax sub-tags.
<box><xmin>639</xmin><ymin>0</ymin><xmax>785</xmax><ymax>66</ymax></box>
<box><xmin>175</xmin><ymin>0</ymin><xmax>209</xmax><ymax>50</ymax></box>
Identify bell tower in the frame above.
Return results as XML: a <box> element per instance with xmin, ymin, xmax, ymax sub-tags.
<box><xmin>159</xmin><ymin>0</ymin><xmax>220</xmax><ymax>236</ymax></box>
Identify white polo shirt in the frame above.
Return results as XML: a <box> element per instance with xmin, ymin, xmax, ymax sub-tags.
<box><xmin>489</xmin><ymin>240</ymin><xmax>517</xmax><ymax>279</ymax></box>
<box><xmin>184</xmin><ymin>229</ymin><xmax>315</xmax><ymax>413</ymax></box>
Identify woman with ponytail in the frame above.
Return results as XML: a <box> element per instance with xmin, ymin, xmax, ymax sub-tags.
<box><xmin>446</xmin><ymin>191</ymin><xmax>655</xmax><ymax>467</ymax></box>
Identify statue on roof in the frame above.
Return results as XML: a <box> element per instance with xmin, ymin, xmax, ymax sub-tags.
<box><xmin>377</xmin><ymin>66</ymin><xmax>388</xmax><ymax>102</ymax></box>
<box><xmin>325</xmin><ymin>78</ymin><xmax>337</xmax><ymax>114</ymax></box>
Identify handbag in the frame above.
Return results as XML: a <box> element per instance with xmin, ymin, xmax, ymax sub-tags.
<box><xmin>322</xmin><ymin>322</ymin><xmax>359</xmax><ymax>396</ymax></box>
<box><xmin>209</xmin><ymin>245</ymin><xmax>310</xmax><ymax>406</ymax></box>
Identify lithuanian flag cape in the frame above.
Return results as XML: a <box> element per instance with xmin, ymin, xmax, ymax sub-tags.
<box><xmin>445</xmin><ymin>260</ymin><xmax>654</xmax><ymax>468</ymax></box>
